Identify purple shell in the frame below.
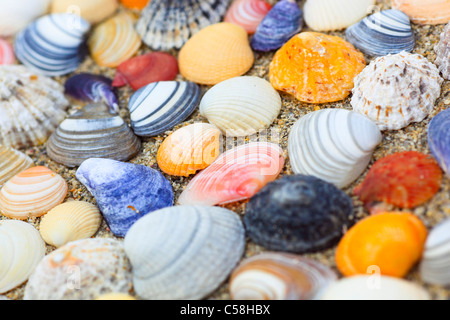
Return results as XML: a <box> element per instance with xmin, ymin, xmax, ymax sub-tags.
<box><xmin>428</xmin><ymin>109</ymin><xmax>450</xmax><ymax>177</ymax></box>
<box><xmin>251</xmin><ymin>0</ymin><xmax>303</xmax><ymax>52</ymax></box>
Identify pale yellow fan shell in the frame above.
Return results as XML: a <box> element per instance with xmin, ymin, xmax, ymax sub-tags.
<box><xmin>0</xmin><ymin>145</ymin><xmax>34</xmax><ymax>186</ymax></box>
<box><xmin>51</xmin><ymin>0</ymin><xmax>119</xmax><ymax>24</ymax></box>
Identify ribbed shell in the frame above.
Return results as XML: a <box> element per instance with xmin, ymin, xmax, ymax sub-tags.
<box><xmin>224</xmin><ymin>0</ymin><xmax>271</xmax><ymax>34</ymax></box>
<box><xmin>435</xmin><ymin>22</ymin><xmax>450</xmax><ymax>80</ymax></box>
<box><xmin>0</xmin><ymin>39</ymin><xmax>14</xmax><ymax>65</ymax></box>
<box><xmin>0</xmin><ymin>146</ymin><xmax>34</xmax><ymax>186</ymax></box>
<box><xmin>428</xmin><ymin>109</ymin><xmax>450</xmax><ymax>177</ymax></box>
<box><xmin>392</xmin><ymin>0</ymin><xmax>450</xmax><ymax>25</ymax></box>
<box><xmin>0</xmin><ymin>0</ymin><xmax>50</xmax><ymax>36</ymax></box>
<box><xmin>51</xmin><ymin>0</ymin><xmax>119</xmax><ymax>24</ymax></box>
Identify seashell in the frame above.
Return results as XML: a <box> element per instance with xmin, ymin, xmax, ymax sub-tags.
<box><xmin>88</xmin><ymin>12</ymin><xmax>141</xmax><ymax>68</ymax></box>
<box><xmin>124</xmin><ymin>205</ymin><xmax>245</xmax><ymax>300</ymax></box>
<box><xmin>243</xmin><ymin>175</ymin><xmax>353</xmax><ymax>253</ymax></box>
<box><xmin>303</xmin><ymin>0</ymin><xmax>376</xmax><ymax>31</ymax></box>
<box><xmin>0</xmin><ymin>220</ymin><xmax>45</xmax><ymax>294</ymax></box>
<box><xmin>288</xmin><ymin>109</ymin><xmax>382</xmax><ymax>189</ymax></box>
<box><xmin>345</xmin><ymin>9</ymin><xmax>415</xmax><ymax>57</ymax></box>
<box><xmin>0</xmin><ymin>39</ymin><xmax>15</xmax><ymax>65</ymax></box>
<box><xmin>229</xmin><ymin>253</ymin><xmax>337</xmax><ymax>300</ymax></box>
<box><xmin>112</xmin><ymin>52</ymin><xmax>179</xmax><ymax>90</ymax></box>
<box><xmin>96</xmin><ymin>293</ymin><xmax>137</xmax><ymax>300</ymax></box>
<box><xmin>0</xmin><ymin>0</ymin><xmax>50</xmax><ymax>37</ymax></box>
<box><xmin>224</xmin><ymin>0</ymin><xmax>272</xmax><ymax>34</ymax></box>
<box><xmin>179</xmin><ymin>22</ymin><xmax>254</xmax><ymax>85</ymax></box>
<box><xmin>120</xmin><ymin>0</ymin><xmax>149</xmax><ymax>10</ymax></box>
<box><xmin>0</xmin><ymin>166</ymin><xmax>68</xmax><ymax>220</ymax></box>
<box><xmin>319</xmin><ymin>275</ymin><xmax>431</xmax><ymax>300</ymax></box>
<box><xmin>351</xmin><ymin>52</ymin><xmax>443</xmax><ymax>131</ymax></box>
<box><xmin>14</xmin><ymin>13</ymin><xmax>90</xmax><ymax>77</ymax></box>
<box><xmin>136</xmin><ymin>0</ymin><xmax>232</xmax><ymax>51</ymax></box>
<box><xmin>392</xmin><ymin>0</ymin><xmax>450</xmax><ymax>25</ymax></box>
<box><xmin>199</xmin><ymin>76</ymin><xmax>282</xmax><ymax>136</ymax></box>
<box><xmin>178</xmin><ymin>142</ymin><xmax>284</xmax><ymax>206</ymax></box>
<box><xmin>435</xmin><ymin>22</ymin><xmax>450</xmax><ymax>80</ymax></box>
<box><xmin>0</xmin><ymin>146</ymin><xmax>34</xmax><ymax>186</ymax></box>
<box><xmin>428</xmin><ymin>109</ymin><xmax>450</xmax><ymax>176</ymax></box>
<box><xmin>128</xmin><ymin>81</ymin><xmax>201</xmax><ymax>137</ymax></box>
<box><xmin>39</xmin><ymin>201</ymin><xmax>102</xmax><ymax>248</ymax></box>
<box><xmin>269</xmin><ymin>32</ymin><xmax>366</xmax><ymax>104</ymax></box>
<box><xmin>76</xmin><ymin>158</ymin><xmax>173</xmax><ymax>237</ymax></box>
<box><xmin>47</xmin><ymin>103</ymin><xmax>141</xmax><ymax>168</ymax></box>
<box><xmin>250</xmin><ymin>0</ymin><xmax>303</xmax><ymax>52</ymax></box>
<box><xmin>353</xmin><ymin>151</ymin><xmax>443</xmax><ymax>212</ymax></box>
<box><xmin>65</xmin><ymin>73</ymin><xmax>119</xmax><ymax>113</ymax></box>
<box><xmin>51</xmin><ymin>0</ymin><xmax>119</xmax><ymax>24</ymax></box>
<box><xmin>23</xmin><ymin>238</ymin><xmax>132</xmax><ymax>300</ymax></box>
<box><xmin>0</xmin><ymin>65</ymin><xmax>69</xmax><ymax>149</ymax></box>
<box><xmin>156</xmin><ymin>123</ymin><xmax>222</xmax><ymax>177</ymax></box>
<box><xmin>335</xmin><ymin>212</ymin><xmax>427</xmax><ymax>278</ymax></box>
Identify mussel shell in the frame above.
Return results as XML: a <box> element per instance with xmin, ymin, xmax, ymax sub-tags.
<box><xmin>0</xmin><ymin>146</ymin><xmax>34</xmax><ymax>186</ymax></box>
<box><xmin>428</xmin><ymin>108</ymin><xmax>450</xmax><ymax>177</ymax></box>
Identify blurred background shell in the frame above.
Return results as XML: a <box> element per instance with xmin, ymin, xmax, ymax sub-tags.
<box><xmin>0</xmin><ymin>39</ymin><xmax>15</xmax><ymax>65</ymax></box>
<box><xmin>391</xmin><ymin>0</ymin><xmax>450</xmax><ymax>25</ymax></box>
<box><xmin>428</xmin><ymin>109</ymin><xmax>450</xmax><ymax>177</ymax></box>
<box><xmin>434</xmin><ymin>22</ymin><xmax>450</xmax><ymax>80</ymax></box>
<box><xmin>51</xmin><ymin>0</ymin><xmax>119</xmax><ymax>24</ymax></box>
<box><xmin>120</xmin><ymin>0</ymin><xmax>149</xmax><ymax>10</ymax></box>
<box><xmin>0</xmin><ymin>146</ymin><xmax>34</xmax><ymax>186</ymax></box>
<box><xmin>0</xmin><ymin>0</ymin><xmax>50</xmax><ymax>36</ymax></box>
<box><xmin>224</xmin><ymin>0</ymin><xmax>272</xmax><ymax>34</ymax></box>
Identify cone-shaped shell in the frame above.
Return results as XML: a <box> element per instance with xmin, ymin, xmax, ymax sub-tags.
<box><xmin>428</xmin><ymin>109</ymin><xmax>450</xmax><ymax>176</ymax></box>
<box><xmin>179</xmin><ymin>22</ymin><xmax>254</xmax><ymax>85</ymax></box>
<box><xmin>0</xmin><ymin>146</ymin><xmax>34</xmax><ymax>186</ymax></box>
<box><xmin>0</xmin><ymin>39</ymin><xmax>14</xmax><ymax>65</ymax></box>
<box><xmin>0</xmin><ymin>0</ymin><xmax>50</xmax><ymax>37</ymax></box>
<box><xmin>51</xmin><ymin>0</ymin><xmax>119</xmax><ymax>24</ymax></box>
<box><xmin>392</xmin><ymin>0</ymin><xmax>450</xmax><ymax>25</ymax></box>
<box><xmin>224</xmin><ymin>0</ymin><xmax>272</xmax><ymax>34</ymax></box>
<box><xmin>435</xmin><ymin>22</ymin><xmax>450</xmax><ymax>80</ymax></box>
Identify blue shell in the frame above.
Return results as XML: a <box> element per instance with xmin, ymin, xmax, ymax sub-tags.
<box><xmin>14</xmin><ymin>14</ymin><xmax>90</xmax><ymax>77</ymax></box>
<box><xmin>345</xmin><ymin>9</ymin><xmax>415</xmax><ymax>57</ymax></box>
<box><xmin>428</xmin><ymin>109</ymin><xmax>450</xmax><ymax>177</ymax></box>
<box><xmin>250</xmin><ymin>0</ymin><xmax>303</xmax><ymax>52</ymax></box>
<box><xmin>76</xmin><ymin>158</ymin><xmax>174</xmax><ymax>237</ymax></box>
<box><xmin>128</xmin><ymin>81</ymin><xmax>201</xmax><ymax>137</ymax></box>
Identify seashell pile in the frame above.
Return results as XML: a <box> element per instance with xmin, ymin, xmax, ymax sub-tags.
<box><xmin>435</xmin><ymin>22</ymin><xmax>450</xmax><ymax>80</ymax></box>
<box><xmin>428</xmin><ymin>108</ymin><xmax>450</xmax><ymax>177</ymax></box>
<box><xmin>391</xmin><ymin>0</ymin><xmax>450</xmax><ymax>25</ymax></box>
<box><xmin>0</xmin><ymin>146</ymin><xmax>34</xmax><ymax>186</ymax></box>
<box><xmin>50</xmin><ymin>0</ymin><xmax>119</xmax><ymax>24</ymax></box>
<box><xmin>0</xmin><ymin>0</ymin><xmax>50</xmax><ymax>37</ymax></box>
<box><xmin>224</xmin><ymin>0</ymin><xmax>272</xmax><ymax>34</ymax></box>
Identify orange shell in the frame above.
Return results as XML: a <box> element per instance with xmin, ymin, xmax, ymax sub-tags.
<box><xmin>335</xmin><ymin>212</ymin><xmax>427</xmax><ymax>278</ymax></box>
<box><xmin>178</xmin><ymin>22</ymin><xmax>255</xmax><ymax>85</ymax></box>
<box><xmin>269</xmin><ymin>32</ymin><xmax>366</xmax><ymax>104</ymax></box>
<box><xmin>120</xmin><ymin>0</ymin><xmax>149</xmax><ymax>10</ymax></box>
<box><xmin>392</xmin><ymin>0</ymin><xmax>450</xmax><ymax>25</ymax></box>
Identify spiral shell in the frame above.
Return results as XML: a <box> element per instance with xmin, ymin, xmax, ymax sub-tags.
<box><xmin>435</xmin><ymin>22</ymin><xmax>450</xmax><ymax>80</ymax></box>
<box><xmin>0</xmin><ymin>146</ymin><xmax>34</xmax><ymax>186</ymax></box>
<box><xmin>428</xmin><ymin>108</ymin><xmax>450</xmax><ymax>177</ymax></box>
<box><xmin>51</xmin><ymin>0</ymin><xmax>119</xmax><ymax>24</ymax></box>
<box><xmin>0</xmin><ymin>0</ymin><xmax>50</xmax><ymax>37</ymax></box>
<box><xmin>392</xmin><ymin>0</ymin><xmax>450</xmax><ymax>25</ymax></box>
<box><xmin>224</xmin><ymin>0</ymin><xmax>272</xmax><ymax>34</ymax></box>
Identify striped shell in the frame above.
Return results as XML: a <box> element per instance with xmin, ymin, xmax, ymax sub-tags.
<box><xmin>51</xmin><ymin>0</ymin><xmax>119</xmax><ymax>24</ymax></box>
<box><xmin>392</xmin><ymin>0</ymin><xmax>450</xmax><ymax>25</ymax></box>
<box><xmin>428</xmin><ymin>108</ymin><xmax>450</xmax><ymax>177</ymax></box>
<box><xmin>0</xmin><ymin>0</ymin><xmax>50</xmax><ymax>36</ymax></box>
<box><xmin>0</xmin><ymin>146</ymin><xmax>34</xmax><ymax>186</ymax></box>
<box><xmin>224</xmin><ymin>0</ymin><xmax>272</xmax><ymax>34</ymax></box>
<box><xmin>435</xmin><ymin>22</ymin><xmax>450</xmax><ymax>80</ymax></box>
<box><xmin>0</xmin><ymin>39</ymin><xmax>14</xmax><ymax>65</ymax></box>
<box><xmin>0</xmin><ymin>166</ymin><xmax>68</xmax><ymax>220</ymax></box>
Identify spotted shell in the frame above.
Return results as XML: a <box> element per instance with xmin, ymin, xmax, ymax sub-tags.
<box><xmin>392</xmin><ymin>0</ymin><xmax>450</xmax><ymax>25</ymax></box>
<box><xmin>428</xmin><ymin>108</ymin><xmax>450</xmax><ymax>177</ymax></box>
<box><xmin>0</xmin><ymin>39</ymin><xmax>14</xmax><ymax>65</ymax></box>
<box><xmin>0</xmin><ymin>0</ymin><xmax>50</xmax><ymax>37</ymax></box>
<box><xmin>0</xmin><ymin>146</ymin><xmax>34</xmax><ymax>186</ymax></box>
<box><xmin>224</xmin><ymin>0</ymin><xmax>272</xmax><ymax>34</ymax></box>
<box><xmin>435</xmin><ymin>22</ymin><xmax>450</xmax><ymax>80</ymax></box>
<box><xmin>51</xmin><ymin>0</ymin><xmax>119</xmax><ymax>24</ymax></box>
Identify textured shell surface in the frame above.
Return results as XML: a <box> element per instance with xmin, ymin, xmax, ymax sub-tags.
<box><xmin>124</xmin><ymin>205</ymin><xmax>245</xmax><ymax>300</ymax></box>
<box><xmin>46</xmin><ymin>103</ymin><xmax>141</xmax><ymax>168</ymax></box>
<box><xmin>0</xmin><ymin>146</ymin><xmax>34</xmax><ymax>186</ymax></box>
<box><xmin>392</xmin><ymin>0</ymin><xmax>450</xmax><ymax>25</ymax></box>
<box><xmin>0</xmin><ymin>166</ymin><xmax>68</xmax><ymax>220</ymax></box>
<box><xmin>177</xmin><ymin>142</ymin><xmax>284</xmax><ymax>206</ymax></box>
<box><xmin>199</xmin><ymin>76</ymin><xmax>282</xmax><ymax>136</ymax></box>
<box><xmin>0</xmin><ymin>39</ymin><xmax>15</xmax><ymax>65</ymax></box>
<box><xmin>136</xmin><ymin>0</ymin><xmax>232</xmax><ymax>51</ymax></box>
<box><xmin>351</xmin><ymin>52</ymin><xmax>443</xmax><ymax>130</ymax></box>
<box><xmin>23</xmin><ymin>238</ymin><xmax>132</xmax><ymax>300</ymax></box>
<box><xmin>0</xmin><ymin>0</ymin><xmax>50</xmax><ymax>36</ymax></box>
<box><xmin>51</xmin><ymin>0</ymin><xmax>119</xmax><ymax>24</ymax></box>
<box><xmin>428</xmin><ymin>108</ymin><xmax>450</xmax><ymax>176</ymax></box>
<box><xmin>288</xmin><ymin>109</ymin><xmax>382</xmax><ymax>189</ymax></box>
<box><xmin>224</xmin><ymin>0</ymin><xmax>272</xmax><ymax>34</ymax></box>
<box><xmin>0</xmin><ymin>65</ymin><xmax>69</xmax><ymax>149</ymax></box>
<box><xmin>14</xmin><ymin>13</ymin><xmax>90</xmax><ymax>76</ymax></box>
<box><xmin>128</xmin><ymin>81</ymin><xmax>201</xmax><ymax>137</ymax></box>
<box><xmin>229</xmin><ymin>252</ymin><xmax>337</xmax><ymax>300</ymax></box>
<box><xmin>0</xmin><ymin>220</ymin><xmax>45</xmax><ymax>294</ymax></box>
<box><xmin>434</xmin><ymin>22</ymin><xmax>450</xmax><ymax>80</ymax></box>
<box><xmin>345</xmin><ymin>9</ymin><xmax>415</xmax><ymax>57</ymax></box>
<box><xmin>243</xmin><ymin>175</ymin><xmax>354</xmax><ymax>254</ymax></box>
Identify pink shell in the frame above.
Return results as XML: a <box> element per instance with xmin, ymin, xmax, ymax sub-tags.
<box><xmin>224</xmin><ymin>0</ymin><xmax>272</xmax><ymax>34</ymax></box>
<box><xmin>0</xmin><ymin>39</ymin><xmax>14</xmax><ymax>65</ymax></box>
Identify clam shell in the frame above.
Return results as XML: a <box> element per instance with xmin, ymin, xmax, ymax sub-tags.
<box><xmin>46</xmin><ymin>103</ymin><xmax>141</xmax><ymax>167</ymax></box>
<box><xmin>0</xmin><ymin>166</ymin><xmax>68</xmax><ymax>220</ymax></box>
<box><xmin>435</xmin><ymin>22</ymin><xmax>450</xmax><ymax>80</ymax></box>
<box><xmin>0</xmin><ymin>39</ymin><xmax>14</xmax><ymax>65</ymax></box>
<box><xmin>229</xmin><ymin>253</ymin><xmax>337</xmax><ymax>300</ymax></box>
<box><xmin>351</xmin><ymin>52</ymin><xmax>443</xmax><ymax>130</ymax></box>
<box><xmin>128</xmin><ymin>81</ymin><xmax>201</xmax><ymax>137</ymax></box>
<box><xmin>428</xmin><ymin>108</ymin><xmax>450</xmax><ymax>176</ymax></box>
<box><xmin>179</xmin><ymin>22</ymin><xmax>254</xmax><ymax>85</ymax></box>
<box><xmin>199</xmin><ymin>76</ymin><xmax>282</xmax><ymax>136</ymax></box>
<box><xmin>0</xmin><ymin>0</ymin><xmax>50</xmax><ymax>36</ymax></box>
<box><xmin>23</xmin><ymin>238</ymin><xmax>132</xmax><ymax>300</ymax></box>
<box><xmin>392</xmin><ymin>0</ymin><xmax>450</xmax><ymax>25</ymax></box>
<box><xmin>0</xmin><ymin>146</ymin><xmax>34</xmax><ymax>186</ymax></box>
<box><xmin>224</xmin><ymin>0</ymin><xmax>272</xmax><ymax>34</ymax></box>
<box><xmin>345</xmin><ymin>9</ymin><xmax>415</xmax><ymax>57</ymax></box>
<box><xmin>136</xmin><ymin>0</ymin><xmax>232</xmax><ymax>51</ymax></box>
<box><xmin>51</xmin><ymin>0</ymin><xmax>119</xmax><ymax>24</ymax></box>
<box><xmin>178</xmin><ymin>142</ymin><xmax>284</xmax><ymax>206</ymax></box>
<box><xmin>0</xmin><ymin>220</ymin><xmax>45</xmax><ymax>294</ymax></box>
<box><xmin>124</xmin><ymin>205</ymin><xmax>245</xmax><ymax>300</ymax></box>
<box><xmin>39</xmin><ymin>201</ymin><xmax>102</xmax><ymax>248</ymax></box>
<box><xmin>287</xmin><ymin>109</ymin><xmax>382</xmax><ymax>189</ymax></box>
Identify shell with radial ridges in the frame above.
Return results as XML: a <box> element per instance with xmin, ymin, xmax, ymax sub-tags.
<box><xmin>0</xmin><ymin>146</ymin><xmax>34</xmax><ymax>186</ymax></box>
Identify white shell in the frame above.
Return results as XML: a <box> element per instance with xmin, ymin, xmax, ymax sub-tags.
<box><xmin>0</xmin><ymin>220</ymin><xmax>45</xmax><ymax>294</ymax></box>
<box><xmin>435</xmin><ymin>22</ymin><xmax>450</xmax><ymax>80</ymax></box>
<box><xmin>288</xmin><ymin>109</ymin><xmax>382</xmax><ymax>189</ymax></box>
<box><xmin>199</xmin><ymin>76</ymin><xmax>282</xmax><ymax>137</ymax></box>
<box><xmin>0</xmin><ymin>0</ymin><xmax>50</xmax><ymax>36</ymax></box>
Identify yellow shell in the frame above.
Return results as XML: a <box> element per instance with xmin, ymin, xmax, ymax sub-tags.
<box><xmin>51</xmin><ymin>0</ymin><xmax>119</xmax><ymax>24</ymax></box>
<box><xmin>0</xmin><ymin>146</ymin><xmax>34</xmax><ymax>186</ymax></box>
<box><xmin>95</xmin><ymin>293</ymin><xmax>136</xmax><ymax>300</ymax></box>
<box><xmin>179</xmin><ymin>22</ymin><xmax>254</xmax><ymax>85</ymax></box>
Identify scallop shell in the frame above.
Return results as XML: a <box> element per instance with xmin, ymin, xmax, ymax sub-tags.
<box><xmin>0</xmin><ymin>39</ymin><xmax>15</xmax><ymax>65</ymax></box>
<box><xmin>428</xmin><ymin>108</ymin><xmax>450</xmax><ymax>176</ymax></box>
<box><xmin>124</xmin><ymin>205</ymin><xmax>245</xmax><ymax>300</ymax></box>
<box><xmin>14</xmin><ymin>13</ymin><xmax>90</xmax><ymax>76</ymax></box>
<box><xmin>46</xmin><ymin>103</ymin><xmax>141</xmax><ymax>168</ymax></box>
<box><xmin>224</xmin><ymin>0</ymin><xmax>272</xmax><ymax>34</ymax></box>
<box><xmin>0</xmin><ymin>220</ymin><xmax>45</xmax><ymax>294</ymax></box>
<box><xmin>88</xmin><ymin>12</ymin><xmax>141</xmax><ymax>67</ymax></box>
<box><xmin>179</xmin><ymin>22</ymin><xmax>254</xmax><ymax>85</ymax></box>
<box><xmin>0</xmin><ymin>0</ymin><xmax>50</xmax><ymax>36</ymax></box>
<box><xmin>229</xmin><ymin>253</ymin><xmax>337</xmax><ymax>300</ymax></box>
<box><xmin>51</xmin><ymin>0</ymin><xmax>119</xmax><ymax>24</ymax></box>
<box><xmin>178</xmin><ymin>142</ymin><xmax>284</xmax><ymax>206</ymax></box>
<box><xmin>0</xmin><ymin>146</ymin><xmax>34</xmax><ymax>186</ymax></box>
<box><xmin>345</xmin><ymin>9</ymin><xmax>415</xmax><ymax>57</ymax></box>
<box><xmin>288</xmin><ymin>109</ymin><xmax>382</xmax><ymax>189</ymax></box>
<box><xmin>39</xmin><ymin>201</ymin><xmax>102</xmax><ymax>248</ymax></box>
<box><xmin>199</xmin><ymin>76</ymin><xmax>282</xmax><ymax>136</ymax></box>
<box><xmin>23</xmin><ymin>238</ymin><xmax>132</xmax><ymax>300</ymax></box>
<box><xmin>157</xmin><ymin>123</ymin><xmax>222</xmax><ymax>177</ymax></box>
<box><xmin>435</xmin><ymin>22</ymin><xmax>450</xmax><ymax>80</ymax></box>
<box><xmin>128</xmin><ymin>81</ymin><xmax>201</xmax><ymax>137</ymax></box>
<box><xmin>269</xmin><ymin>32</ymin><xmax>366</xmax><ymax>104</ymax></box>
<box><xmin>136</xmin><ymin>0</ymin><xmax>232</xmax><ymax>51</ymax></box>
<box><xmin>303</xmin><ymin>0</ymin><xmax>376</xmax><ymax>31</ymax></box>
<box><xmin>392</xmin><ymin>0</ymin><xmax>450</xmax><ymax>25</ymax></box>
<box><xmin>351</xmin><ymin>52</ymin><xmax>443</xmax><ymax>130</ymax></box>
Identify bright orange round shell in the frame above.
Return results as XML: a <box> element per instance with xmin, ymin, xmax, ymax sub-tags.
<box><xmin>120</xmin><ymin>0</ymin><xmax>149</xmax><ymax>10</ymax></box>
<box><xmin>335</xmin><ymin>212</ymin><xmax>427</xmax><ymax>278</ymax></box>
<box><xmin>269</xmin><ymin>32</ymin><xmax>366</xmax><ymax>104</ymax></box>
